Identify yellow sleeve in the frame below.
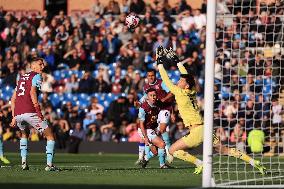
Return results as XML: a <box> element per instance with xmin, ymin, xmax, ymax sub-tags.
<box><xmin>158</xmin><ymin>64</ymin><xmax>182</xmax><ymax>95</ymax></box>
<box><xmin>177</xmin><ymin>62</ymin><xmax>188</xmax><ymax>74</ymax></box>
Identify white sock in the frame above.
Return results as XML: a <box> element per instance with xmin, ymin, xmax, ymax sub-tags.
<box><xmin>138</xmin><ymin>143</ymin><xmax>145</xmax><ymax>160</ymax></box>
<box><xmin>195</xmin><ymin>159</ymin><xmax>203</xmax><ymax>166</ymax></box>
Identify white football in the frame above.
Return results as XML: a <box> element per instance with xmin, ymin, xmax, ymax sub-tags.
<box><xmin>125</xmin><ymin>14</ymin><xmax>140</xmax><ymax>29</ymax></box>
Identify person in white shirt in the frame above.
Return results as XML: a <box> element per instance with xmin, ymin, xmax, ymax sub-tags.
<box><xmin>193</xmin><ymin>9</ymin><xmax>206</xmax><ymax>30</ymax></box>
<box><xmin>272</xmin><ymin>99</ymin><xmax>283</xmax><ymax>125</ymax></box>
<box><xmin>37</xmin><ymin>19</ymin><xmax>49</xmax><ymax>39</ymax></box>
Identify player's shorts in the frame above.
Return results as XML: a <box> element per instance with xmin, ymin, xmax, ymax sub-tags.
<box><xmin>157</xmin><ymin>110</ymin><xmax>170</xmax><ymax>132</ymax></box>
<box><xmin>182</xmin><ymin>125</ymin><xmax>220</xmax><ymax>148</ymax></box>
<box><xmin>182</xmin><ymin>125</ymin><xmax>204</xmax><ymax>148</ymax></box>
<box><xmin>138</xmin><ymin>128</ymin><xmax>158</xmax><ymax>143</ymax></box>
<box><xmin>15</xmin><ymin>113</ymin><xmax>48</xmax><ymax>133</ymax></box>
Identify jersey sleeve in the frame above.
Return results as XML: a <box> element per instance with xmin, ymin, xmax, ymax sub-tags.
<box><xmin>177</xmin><ymin>62</ymin><xmax>188</xmax><ymax>74</ymax></box>
<box><xmin>161</xmin><ymin>82</ymin><xmax>170</xmax><ymax>93</ymax></box>
<box><xmin>139</xmin><ymin>93</ymin><xmax>147</xmax><ymax>103</ymax></box>
<box><xmin>32</xmin><ymin>74</ymin><xmax>42</xmax><ymax>90</ymax></box>
<box><xmin>138</xmin><ymin>107</ymin><xmax>146</xmax><ymax>121</ymax></box>
<box><xmin>158</xmin><ymin>64</ymin><xmax>182</xmax><ymax>95</ymax></box>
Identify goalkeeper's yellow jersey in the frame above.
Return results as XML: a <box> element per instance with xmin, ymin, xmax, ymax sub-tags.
<box><xmin>158</xmin><ymin>63</ymin><xmax>203</xmax><ymax>128</ymax></box>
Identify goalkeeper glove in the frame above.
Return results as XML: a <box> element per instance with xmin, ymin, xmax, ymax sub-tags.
<box><xmin>165</xmin><ymin>47</ymin><xmax>180</xmax><ymax>65</ymax></box>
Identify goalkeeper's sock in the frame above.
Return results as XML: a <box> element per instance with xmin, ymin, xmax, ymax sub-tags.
<box><xmin>144</xmin><ymin>145</ymin><xmax>155</xmax><ymax>161</ymax></box>
<box><xmin>0</xmin><ymin>137</ymin><xmax>3</xmax><ymax>157</ymax></box>
<box><xmin>20</xmin><ymin>138</ymin><xmax>28</xmax><ymax>164</ymax></box>
<box><xmin>158</xmin><ymin>148</ymin><xmax>166</xmax><ymax>167</ymax></box>
<box><xmin>161</xmin><ymin>132</ymin><xmax>171</xmax><ymax>153</ymax></box>
<box><xmin>46</xmin><ymin>140</ymin><xmax>55</xmax><ymax>166</ymax></box>
<box><xmin>173</xmin><ymin>150</ymin><xmax>203</xmax><ymax>166</ymax></box>
<box><xmin>138</xmin><ymin>142</ymin><xmax>145</xmax><ymax>160</ymax></box>
<box><xmin>228</xmin><ymin>148</ymin><xmax>255</xmax><ymax>166</ymax></box>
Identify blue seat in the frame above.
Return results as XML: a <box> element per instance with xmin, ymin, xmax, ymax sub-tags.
<box><xmin>53</xmin><ymin>70</ymin><xmax>62</xmax><ymax>81</ymax></box>
<box><xmin>49</xmin><ymin>93</ymin><xmax>62</xmax><ymax>108</ymax></box>
<box><xmin>92</xmin><ymin>70</ymin><xmax>99</xmax><ymax>78</ymax></box>
<box><xmin>105</xmin><ymin>93</ymin><xmax>116</xmax><ymax>101</ymax></box>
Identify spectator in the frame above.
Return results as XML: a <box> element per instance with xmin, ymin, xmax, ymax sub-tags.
<box><xmin>65</xmin><ymin>74</ymin><xmax>79</xmax><ymax>93</ymax></box>
<box><xmin>100</xmin><ymin>121</ymin><xmax>115</xmax><ymax>142</ymax></box>
<box><xmin>107</xmin><ymin>96</ymin><xmax>129</xmax><ymax>128</ymax></box>
<box><xmin>54</xmin><ymin>119</ymin><xmax>70</xmax><ymax>149</ymax></box>
<box><xmin>78</xmin><ymin>72</ymin><xmax>95</xmax><ymax>94</ymax></box>
<box><xmin>129</xmin><ymin>0</ymin><xmax>146</xmax><ymax>14</ymax></box>
<box><xmin>87</xmin><ymin>123</ymin><xmax>101</xmax><ymax>141</ymax></box>
<box><xmin>230</xmin><ymin>123</ymin><xmax>247</xmax><ymax>152</ymax></box>
<box><xmin>91</xmin><ymin>0</ymin><xmax>105</xmax><ymax>15</ymax></box>
<box><xmin>68</xmin><ymin>122</ymin><xmax>86</xmax><ymax>153</ymax></box>
<box><xmin>37</xmin><ymin>19</ymin><xmax>49</xmax><ymax>39</ymax></box>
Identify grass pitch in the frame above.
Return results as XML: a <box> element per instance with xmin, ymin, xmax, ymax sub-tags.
<box><xmin>0</xmin><ymin>153</ymin><xmax>201</xmax><ymax>189</ymax></box>
<box><xmin>1</xmin><ymin>153</ymin><xmax>283</xmax><ymax>188</ymax></box>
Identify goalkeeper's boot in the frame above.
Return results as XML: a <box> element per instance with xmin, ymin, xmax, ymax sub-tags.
<box><xmin>135</xmin><ymin>159</ymin><xmax>143</xmax><ymax>166</ymax></box>
<box><xmin>22</xmin><ymin>162</ymin><xmax>29</xmax><ymax>171</ymax></box>
<box><xmin>141</xmin><ymin>159</ymin><xmax>149</xmax><ymax>169</ymax></box>
<box><xmin>254</xmin><ymin>160</ymin><xmax>267</xmax><ymax>175</ymax></box>
<box><xmin>193</xmin><ymin>164</ymin><xmax>203</xmax><ymax>175</ymax></box>
<box><xmin>45</xmin><ymin>164</ymin><xmax>61</xmax><ymax>172</ymax></box>
<box><xmin>0</xmin><ymin>156</ymin><xmax>10</xmax><ymax>164</ymax></box>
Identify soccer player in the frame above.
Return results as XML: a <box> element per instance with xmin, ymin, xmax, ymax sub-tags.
<box><xmin>10</xmin><ymin>58</ymin><xmax>59</xmax><ymax>171</ymax></box>
<box><xmin>0</xmin><ymin>124</ymin><xmax>10</xmax><ymax>165</ymax></box>
<box><xmin>135</xmin><ymin>69</ymin><xmax>174</xmax><ymax>164</ymax></box>
<box><xmin>156</xmin><ymin>46</ymin><xmax>266</xmax><ymax>174</ymax></box>
<box><xmin>138</xmin><ymin>88</ymin><xmax>169</xmax><ymax>169</ymax></box>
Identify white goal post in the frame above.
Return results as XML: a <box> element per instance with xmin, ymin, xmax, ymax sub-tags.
<box><xmin>203</xmin><ymin>0</ymin><xmax>284</xmax><ymax>187</ymax></box>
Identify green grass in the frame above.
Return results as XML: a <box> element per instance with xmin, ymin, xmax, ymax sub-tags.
<box><xmin>1</xmin><ymin>153</ymin><xmax>284</xmax><ymax>188</ymax></box>
<box><xmin>0</xmin><ymin>153</ymin><xmax>201</xmax><ymax>189</ymax></box>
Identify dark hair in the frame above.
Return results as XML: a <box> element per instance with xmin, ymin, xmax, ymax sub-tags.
<box><xmin>31</xmin><ymin>57</ymin><xmax>45</xmax><ymax>64</ymax></box>
<box><xmin>145</xmin><ymin>88</ymin><xmax>156</xmax><ymax>94</ymax></box>
<box><xmin>146</xmin><ymin>69</ymin><xmax>156</xmax><ymax>75</ymax></box>
<box><xmin>180</xmin><ymin>74</ymin><xmax>195</xmax><ymax>89</ymax></box>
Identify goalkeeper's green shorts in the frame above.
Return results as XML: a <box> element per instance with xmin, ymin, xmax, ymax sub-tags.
<box><xmin>182</xmin><ymin>125</ymin><xmax>220</xmax><ymax>148</ymax></box>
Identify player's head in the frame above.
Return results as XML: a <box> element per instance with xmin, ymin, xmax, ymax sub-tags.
<box><xmin>178</xmin><ymin>74</ymin><xmax>195</xmax><ymax>90</ymax></box>
<box><xmin>30</xmin><ymin>57</ymin><xmax>45</xmax><ymax>74</ymax></box>
<box><xmin>146</xmin><ymin>88</ymin><xmax>157</xmax><ymax>104</ymax></box>
<box><xmin>146</xmin><ymin>69</ymin><xmax>156</xmax><ymax>84</ymax></box>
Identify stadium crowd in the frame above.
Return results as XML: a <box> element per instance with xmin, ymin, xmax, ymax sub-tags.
<box><xmin>0</xmin><ymin>0</ymin><xmax>283</xmax><ymax>153</ymax></box>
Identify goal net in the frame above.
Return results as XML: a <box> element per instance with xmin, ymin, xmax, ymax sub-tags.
<box><xmin>209</xmin><ymin>0</ymin><xmax>284</xmax><ymax>187</ymax></box>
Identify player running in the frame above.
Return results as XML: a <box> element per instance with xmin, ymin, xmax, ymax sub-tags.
<box><xmin>10</xmin><ymin>58</ymin><xmax>59</xmax><ymax>171</ymax></box>
<box><xmin>138</xmin><ymin>88</ymin><xmax>170</xmax><ymax>169</ymax></box>
<box><xmin>156</xmin><ymin>46</ymin><xmax>266</xmax><ymax>175</ymax></box>
<box><xmin>0</xmin><ymin>124</ymin><xmax>10</xmax><ymax>165</ymax></box>
<box><xmin>135</xmin><ymin>69</ymin><xmax>174</xmax><ymax>165</ymax></box>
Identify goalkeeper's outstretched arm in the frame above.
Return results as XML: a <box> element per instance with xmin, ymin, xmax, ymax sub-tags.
<box><xmin>157</xmin><ymin>64</ymin><xmax>182</xmax><ymax>95</ymax></box>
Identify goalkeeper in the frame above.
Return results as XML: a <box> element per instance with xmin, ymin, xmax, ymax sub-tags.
<box><xmin>156</xmin><ymin>46</ymin><xmax>266</xmax><ymax>175</ymax></box>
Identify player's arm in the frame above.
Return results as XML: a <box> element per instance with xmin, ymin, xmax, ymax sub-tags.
<box><xmin>30</xmin><ymin>74</ymin><xmax>44</xmax><ymax>120</ymax></box>
<box><xmin>177</xmin><ymin>61</ymin><xmax>188</xmax><ymax>74</ymax></box>
<box><xmin>138</xmin><ymin>107</ymin><xmax>150</xmax><ymax>145</ymax></box>
<box><xmin>10</xmin><ymin>76</ymin><xmax>18</xmax><ymax>127</ymax></box>
<box><xmin>10</xmin><ymin>91</ymin><xmax>16</xmax><ymax>118</ymax></box>
<box><xmin>157</xmin><ymin>64</ymin><xmax>182</xmax><ymax>95</ymax></box>
<box><xmin>160</xmin><ymin>82</ymin><xmax>173</xmax><ymax>102</ymax></box>
<box><xmin>30</xmin><ymin>86</ymin><xmax>44</xmax><ymax>120</ymax></box>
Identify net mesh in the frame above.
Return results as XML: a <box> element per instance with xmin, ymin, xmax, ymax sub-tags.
<box><xmin>213</xmin><ymin>0</ymin><xmax>284</xmax><ymax>186</ymax></box>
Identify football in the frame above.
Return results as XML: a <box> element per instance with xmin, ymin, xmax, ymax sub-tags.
<box><xmin>125</xmin><ymin>13</ymin><xmax>140</xmax><ymax>29</ymax></box>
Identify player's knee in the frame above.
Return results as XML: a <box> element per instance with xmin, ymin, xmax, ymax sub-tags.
<box><xmin>158</xmin><ymin>141</ymin><xmax>166</xmax><ymax>149</ymax></box>
<box><xmin>159</xmin><ymin>125</ymin><xmax>166</xmax><ymax>133</ymax></box>
<box><xmin>169</xmin><ymin>147</ymin><xmax>175</xmax><ymax>155</ymax></box>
